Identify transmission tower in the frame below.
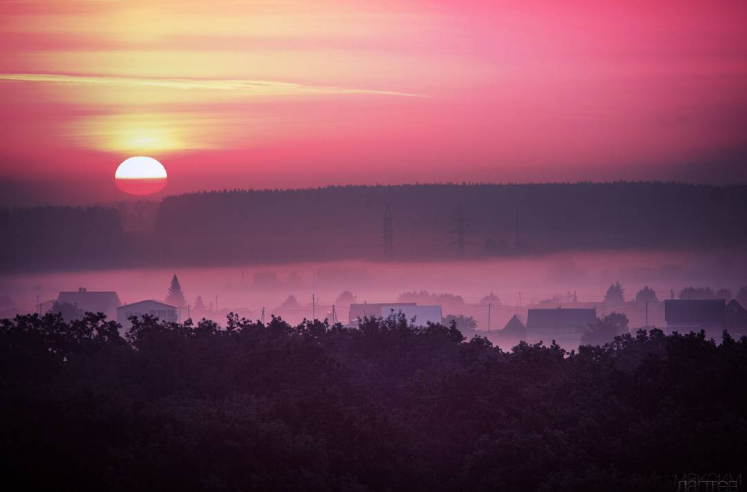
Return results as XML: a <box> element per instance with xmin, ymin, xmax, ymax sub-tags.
<box><xmin>383</xmin><ymin>203</ymin><xmax>394</xmax><ymax>255</ymax></box>
<box><xmin>451</xmin><ymin>205</ymin><xmax>467</xmax><ymax>257</ymax></box>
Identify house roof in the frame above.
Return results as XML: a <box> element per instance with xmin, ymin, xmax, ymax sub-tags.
<box><xmin>118</xmin><ymin>300</ymin><xmax>176</xmax><ymax>311</ymax></box>
<box><xmin>57</xmin><ymin>290</ymin><xmax>121</xmax><ymax>313</ymax></box>
<box><xmin>348</xmin><ymin>302</ymin><xmax>416</xmax><ymax>321</ymax></box>
<box><xmin>502</xmin><ymin>315</ymin><xmax>526</xmax><ymax>335</ymax></box>
<box><xmin>378</xmin><ymin>305</ymin><xmax>443</xmax><ymax>326</ymax></box>
<box><xmin>526</xmin><ymin>308</ymin><xmax>596</xmax><ymax>330</ymax></box>
<box><xmin>725</xmin><ymin>299</ymin><xmax>747</xmax><ymax>327</ymax></box>
<box><xmin>664</xmin><ymin>299</ymin><xmax>725</xmax><ymax>324</ymax></box>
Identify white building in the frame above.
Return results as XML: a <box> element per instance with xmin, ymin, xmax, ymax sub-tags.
<box><xmin>347</xmin><ymin>302</ymin><xmax>443</xmax><ymax>327</ymax></box>
<box><xmin>378</xmin><ymin>304</ymin><xmax>443</xmax><ymax>327</ymax></box>
<box><xmin>348</xmin><ymin>302</ymin><xmax>415</xmax><ymax>324</ymax></box>
<box><xmin>117</xmin><ymin>300</ymin><xmax>178</xmax><ymax>332</ymax></box>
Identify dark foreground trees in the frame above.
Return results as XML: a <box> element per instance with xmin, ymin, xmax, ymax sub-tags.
<box><xmin>1</xmin><ymin>312</ymin><xmax>746</xmax><ymax>492</ymax></box>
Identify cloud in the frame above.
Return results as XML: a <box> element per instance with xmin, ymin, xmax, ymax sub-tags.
<box><xmin>0</xmin><ymin>73</ymin><xmax>421</xmax><ymax>98</ymax></box>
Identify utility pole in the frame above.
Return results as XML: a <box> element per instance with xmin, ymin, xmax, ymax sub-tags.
<box><xmin>488</xmin><ymin>302</ymin><xmax>492</xmax><ymax>331</ymax></box>
<box><xmin>312</xmin><ymin>294</ymin><xmax>316</xmax><ymax>320</ymax></box>
<box><xmin>383</xmin><ymin>203</ymin><xmax>393</xmax><ymax>255</ymax></box>
<box><xmin>187</xmin><ymin>304</ymin><xmax>191</xmax><ymax>320</ymax></box>
<box><xmin>261</xmin><ymin>306</ymin><xmax>265</xmax><ymax>324</ymax></box>
<box><xmin>451</xmin><ymin>205</ymin><xmax>467</xmax><ymax>257</ymax></box>
<box><xmin>36</xmin><ymin>294</ymin><xmax>40</xmax><ymax>316</ymax></box>
<box><xmin>332</xmin><ymin>304</ymin><xmax>337</xmax><ymax>324</ymax></box>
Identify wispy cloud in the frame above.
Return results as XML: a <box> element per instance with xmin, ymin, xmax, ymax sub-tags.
<box><xmin>0</xmin><ymin>73</ymin><xmax>421</xmax><ymax>97</ymax></box>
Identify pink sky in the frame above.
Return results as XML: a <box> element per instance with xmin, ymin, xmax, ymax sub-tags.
<box><xmin>1</xmin><ymin>0</ymin><xmax>746</xmax><ymax>204</ymax></box>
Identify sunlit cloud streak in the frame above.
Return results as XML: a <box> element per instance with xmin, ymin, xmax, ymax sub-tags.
<box><xmin>2</xmin><ymin>0</ymin><xmax>747</xmax><ymax>202</ymax></box>
<box><xmin>0</xmin><ymin>73</ymin><xmax>421</xmax><ymax>98</ymax></box>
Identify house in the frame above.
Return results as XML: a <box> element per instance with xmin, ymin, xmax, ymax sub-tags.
<box><xmin>500</xmin><ymin>315</ymin><xmax>527</xmax><ymax>339</ymax></box>
<box><xmin>117</xmin><ymin>300</ymin><xmax>178</xmax><ymax>332</ymax></box>
<box><xmin>490</xmin><ymin>315</ymin><xmax>527</xmax><ymax>347</ymax></box>
<box><xmin>526</xmin><ymin>307</ymin><xmax>596</xmax><ymax>348</ymax></box>
<box><xmin>664</xmin><ymin>299</ymin><xmax>725</xmax><ymax>338</ymax></box>
<box><xmin>379</xmin><ymin>304</ymin><xmax>443</xmax><ymax>327</ymax></box>
<box><xmin>348</xmin><ymin>302</ymin><xmax>416</xmax><ymax>325</ymax></box>
<box><xmin>56</xmin><ymin>287</ymin><xmax>121</xmax><ymax>319</ymax></box>
<box><xmin>724</xmin><ymin>299</ymin><xmax>747</xmax><ymax>336</ymax></box>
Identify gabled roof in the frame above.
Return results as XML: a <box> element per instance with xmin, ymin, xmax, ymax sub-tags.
<box><xmin>664</xmin><ymin>299</ymin><xmax>724</xmax><ymax>324</ymax></box>
<box><xmin>725</xmin><ymin>299</ymin><xmax>747</xmax><ymax>327</ymax></box>
<box><xmin>502</xmin><ymin>315</ymin><xmax>526</xmax><ymax>335</ymax></box>
<box><xmin>526</xmin><ymin>308</ymin><xmax>596</xmax><ymax>330</ymax></box>
<box><xmin>57</xmin><ymin>290</ymin><xmax>121</xmax><ymax>313</ymax></box>
<box><xmin>118</xmin><ymin>300</ymin><xmax>176</xmax><ymax>311</ymax></box>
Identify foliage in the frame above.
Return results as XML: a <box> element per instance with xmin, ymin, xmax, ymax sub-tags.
<box><xmin>443</xmin><ymin>314</ymin><xmax>478</xmax><ymax>335</ymax></box>
<box><xmin>48</xmin><ymin>301</ymin><xmax>85</xmax><ymax>321</ymax></box>
<box><xmin>334</xmin><ymin>290</ymin><xmax>357</xmax><ymax>305</ymax></box>
<box><xmin>634</xmin><ymin>286</ymin><xmax>659</xmax><ymax>304</ymax></box>
<box><xmin>716</xmin><ymin>288</ymin><xmax>733</xmax><ymax>300</ymax></box>
<box><xmin>580</xmin><ymin>312</ymin><xmax>629</xmax><ymax>346</ymax></box>
<box><xmin>279</xmin><ymin>295</ymin><xmax>300</xmax><ymax>310</ymax></box>
<box><xmin>194</xmin><ymin>295</ymin><xmax>206</xmax><ymax>311</ymax></box>
<box><xmin>1</xmin><ymin>312</ymin><xmax>746</xmax><ymax>491</ymax></box>
<box><xmin>479</xmin><ymin>292</ymin><xmax>500</xmax><ymax>305</ymax></box>
<box><xmin>0</xmin><ymin>206</ymin><xmax>124</xmax><ymax>271</ymax></box>
<box><xmin>398</xmin><ymin>290</ymin><xmax>465</xmax><ymax>307</ymax></box>
<box><xmin>679</xmin><ymin>286</ymin><xmax>715</xmax><ymax>300</ymax></box>
<box><xmin>4</xmin><ymin>183</ymin><xmax>747</xmax><ymax>270</ymax></box>
<box><xmin>166</xmin><ymin>274</ymin><xmax>186</xmax><ymax>306</ymax></box>
<box><xmin>604</xmin><ymin>282</ymin><xmax>625</xmax><ymax>304</ymax></box>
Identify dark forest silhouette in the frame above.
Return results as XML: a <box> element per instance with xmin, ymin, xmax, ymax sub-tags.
<box><xmin>0</xmin><ymin>206</ymin><xmax>124</xmax><ymax>270</ymax></box>
<box><xmin>1</xmin><ymin>311</ymin><xmax>746</xmax><ymax>491</ymax></box>
<box><xmin>2</xmin><ymin>182</ymin><xmax>747</xmax><ymax>270</ymax></box>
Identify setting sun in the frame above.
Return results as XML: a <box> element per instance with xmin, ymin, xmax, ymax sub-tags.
<box><xmin>115</xmin><ymin>156</ymin><xmax>167</xmax><ymax>195</ymax></box>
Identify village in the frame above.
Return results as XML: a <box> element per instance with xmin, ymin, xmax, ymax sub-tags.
<box><xmin>12</xmin><ymin>276</ymin><xmax>747</xmax><ymax>350</ymax></box>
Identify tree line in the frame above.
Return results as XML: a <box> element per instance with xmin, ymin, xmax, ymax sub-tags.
<box><xmin>3</xmin><ymin>182</ymin><xmax>747</xmax><ymax>270</ymax></box>
<box><xmin>0</xmin><ymin>206</ymin><xmax>124</xmax><ymax>271</ymax></box>
<box><xmin>1</xmin><ymin>311</ymin><xmax>745</xmax><ymax>491</ymax></box>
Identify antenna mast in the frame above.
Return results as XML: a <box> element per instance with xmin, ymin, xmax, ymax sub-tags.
<box><xmin>451</xmin><ymin>205</ymin><xmax>467</xmax><ymax>257</ymax></box>
<box><xmin>383</xmin><ymin>203</ymin><xmax>394</xmax><ymax>255</ymax></box>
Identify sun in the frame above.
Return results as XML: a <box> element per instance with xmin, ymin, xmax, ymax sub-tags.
<box><xmin>115</xmin><ymin>156</ymin><xmax>168</xmax><ymax>196</ymax></box>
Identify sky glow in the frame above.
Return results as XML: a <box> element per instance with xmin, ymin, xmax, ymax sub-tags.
<box><xmin>1</xmin><ymin>0</ymin><xmax>746</xmax><ymax>203</ymax></box>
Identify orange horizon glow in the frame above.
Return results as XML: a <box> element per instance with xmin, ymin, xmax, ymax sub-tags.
<box><xmin>1</xmin><ymin>0</ymin><xmax>747</xmax><ymax>204</ymax></box>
